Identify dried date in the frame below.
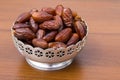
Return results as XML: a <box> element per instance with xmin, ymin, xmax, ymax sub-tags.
<box><xmin>55</xmin><ymin>5</ymin><xmax>64</xmax><ymax>16</ymax></box>
<box><xmin>41</xmin><ymin>7</ymin><xmax>55</xmax><ymax>15</ymax></box>
<box><xmin>74</xmin><ymin>21</ymin><xmax>85</xmax><ymax>39</ymax></box>
<box><xmin>16</xmin><ymin>12</ymin><xmax>31</xmax><ymax>23</ymax></box>
<box><xmin>62</xmin><ymin>8</ymin><xmax>73</xmax><ymax>27</ymax></box>
<box><xmin>32</xmin><ymin>11</ymin><xmax>53</xmax><ymax>23</ymax></box>
<box><xmin>54</xmin><ymin>15</ymin><xmax>63</xmax><ymax>31</ymax></box>
<box><xmin>12</xmin><ymin>23</ymin><xmax>31</xmax><ymax>30</ymax></box>
<box><xmin>55</xmin><ymin>28</ymin><xmax>72</xmax><ymax>42</ymax></box>
<box><xmin>48</xmin><ymin>42</ymin><xmax>67</xmax><ymax>48</ymax></box>
<box><xmin>36</xmin><ymin>29</ymin><xmax>45</xmax><ymax>39</ymax></box>
<box><xmin>14</xmin><ymin>28</ymin><xmax>35</xmax><ymax>40</ymax></box>
<box><xmin>39</xmin><ymin>20</ymin><xmax>60</xmax><ymax>30</ymax></box>
<box><xmin>67</xmin><ymin>33</ymin><xmax>79</xmax><ymax>46</ymax></box>
<box><xmin>32</xmin><ymin>38</ymin><xmax>48</xmax><ymax>49</ymax></box>
<box><xmin>43</xmin><ymin>31</ymin><xmax>57</xmax><ymax>42</ymax></box>
<box><xmin>30</xmin><ymin>17</ymin><xmax>38</xmax><ymax>33</ymax></box>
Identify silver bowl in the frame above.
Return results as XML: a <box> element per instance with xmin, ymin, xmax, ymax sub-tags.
<box><xmin>11</xmin><ymin>23</ymin><xmax>88</xmax><ymax>71</ymax></box>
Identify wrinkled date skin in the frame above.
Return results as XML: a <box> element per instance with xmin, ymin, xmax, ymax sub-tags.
<box><xmin>32</xmin><ymin>11</ymin><xmax>53</xmax><ymax>23</ymax></box>
<box><xmin>48</xmin><ymin>42</ymin><xmax>67</xmax><ymax>48</ymax></box>
<box><xmin>80</xmin><ymin>21</ymin><xmax>87</xmax><ymax>34</ymax></box>
<box><xmin>62</xmin><ymin>8</ymin><xmax>73</xmax><ymax>27</ymax></box>
<box><xmin>43</xmin><ymin>31</ymin><xmax>57</xmax><ymax>42</ymax></box>
<box><xmin>55</xmin><ymin>28</ymin><xmax>72</xmax><ymax>42</ymax></box>
<box><xmin>12</xmin><ymin>23</ymin><xmax>31</xmax><ymax>30</ymax></box>
<box><xmin>14</xmin><ymin>28</ymin><xmax>35</xmax><ymax>40</ymax></box>
<box><xmin>41</xmin><ymin>7</ymin><xmax>55</xmax><ymax>15</ymax></box>
<box><xmin>55</xmin><ymin>5</ymin><xmax>64</xmax><ymax>16</ymax></box>
<box><xmin>16</xmin><ymin>12</ymin><xmax>31</xmax><ymax>23</ymax></box>
<box><xmin>74</xmin><ymin>21</ymin><xmax>85</xmax><ymax>39</ymax></box>
<box><xmin>36</xmin><ymin>29</ymin><xmax>45</xmax><ymax>39</ymax></box>
<box><xmin>54</xmin><ymin>15</ymin><xmax>63</xmax><ymax>31</ymax></box>
<box><xmin>30</xmin><ymin>17</ymin><xmax>38</xmax><ymax>33</ymax></box>
<box><xmin>67</xmin><ymin>33</ymin><xmax>79</xmax><ymax>46</ymax></box>
<box><xmin>39</xmin><ymin>20</ymin><xmax>60</xmax><ymax>30</ymax></box>
<box><xmin>32</xmin><ymin>38</ymin><xmax>48</xmax><ymax>49</ymax></box>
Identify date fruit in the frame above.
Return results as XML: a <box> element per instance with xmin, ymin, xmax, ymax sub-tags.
<box><xmin>74</xmin><ymin>21</ymin><xmax>85</xmax><ymax>39</ymax></box>
<box><xmin>55</xmin><ymin>28</ymin><xmax>72</xmax><ymax>42</ymax></box>
<box><xmin>62</xmin><ymin>8</ymin><xmax>73</xmax><ymax>27</ymax></box>
<box><xmin>67</xmin><ymin>33</ymin><xmax>79</xmax><ymax>46</ymax></box>
<box><xmin>43</xmin><ymin>31</ymin><xmax>57</xmax><ymax>42</ymax></box>
<box><xmin>14</xmin><ymin>28</ymin><xmax>35</xmax><ymax>40</ymax></box>
<box><xmin>39</xmin><ymin>20</ymin><xmax>60</xmax><ymax>30</ymax></box>
<box><xmin>32</xmin><ymin>11</ymin><xmax>53</xmax><ymax>23</ymax></box>
<box><xmin>36</xmin><ymin>29</ymin><xmax>45</xmax><ymax>39</ymax></box>
<box><xmin>48</xmin><ymin>42</ymin><xmax>67</xmax><ymax>48</ymax></box>
<box><xmin>32</xmin><ymin>38</ymin><xmax>48</xmax><ymax>49</ymax></box>
<box><xmin>16</xmin><ymin>12</ymin><xmax>31</xmax><ymax>23</ymax></box>
<box><xmin>41</xmin><ymin>7</ymin><xmax>55</xmax><ymax>15</ymax></box>
<box><xmin>55</xmin><ymin>5</ymin><xmax>64</xmax><ymax>16</ymax></box>
<box><xmin>30</xmin><ymin>17</ymin><xmax>38</xmax><ymax>33</ymax></box>
<box><xmin>80</xmin><ymin>21</ymin><xmax>87</xmax><ymax>30</ymax></box>
<box><xmin>54</xmin><ymin>15</ymin><xmax>63</xmax><ymax>31</ymax></box>
<box><xmin>12</xmin><ymin>23</ymin><xmax>31</xmax><ymax>30</ymax></box>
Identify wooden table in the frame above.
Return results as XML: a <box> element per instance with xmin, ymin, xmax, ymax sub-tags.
<box><xmin>0</xmin><ymin>0</ymin><xmax>120</xmax><ymax>80</ymax></box>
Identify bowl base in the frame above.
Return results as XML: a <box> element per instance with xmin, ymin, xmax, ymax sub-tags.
<box><xmin>26</xmin><ymin>58</ymin><xmax>73</xmax><ymax>71</ymax></box>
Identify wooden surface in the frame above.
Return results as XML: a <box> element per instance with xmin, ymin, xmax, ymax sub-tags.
<box><xmin>0</xmin><ymin>0</ymin><xmax>120</xmax><ymax>80</ymax></box>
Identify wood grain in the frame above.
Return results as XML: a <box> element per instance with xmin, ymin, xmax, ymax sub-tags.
<box><xmin>0</xmin><ymin>0</ymin><xmax>120</xmax><ymax>80</ymax></box>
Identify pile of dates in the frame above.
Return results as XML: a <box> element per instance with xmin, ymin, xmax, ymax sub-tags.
<box><xmin>12</xmin><ymin>5</ymin><xmax>87</xmax><ymax>49</ymax></box>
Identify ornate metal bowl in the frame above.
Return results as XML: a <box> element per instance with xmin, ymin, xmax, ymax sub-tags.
<box><xmin>11</xmin><ymin>22</ymin><xmax>88</xmax><ymax>71</ymax></box>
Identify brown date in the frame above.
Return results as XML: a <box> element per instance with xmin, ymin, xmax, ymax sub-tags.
<box><xmin>16</xmin><ymin>12</ymin><xmax>31</xmax><ymax>23</ymax></box>
<box><xmin>36</xmin><ymin>29</ymin><xmax>45</xmax><ymax>39</ymax></box>
<box><xmin>54</xmin><ymin>15</ymin><xmax>63</xmax><ymax>31</ymax></box>
<box><xmin>43</xmin><ymin>31</ymin><xmax>57</xmax><ymax>42</ymax></box>
<box><xmin>41</xmin><ymin>7</ymin><xmax>55</xmax><ymax>15</ymax></box>
<box><xmin>62</xmin><ymin>8</ymin><xmax>73</xmax><ymax>27</ymax></box>
<box><xmin>67</xmin><ymin>33</ymin><xmax>79</xmax><ymax>46</ymax></box>
<box><xmin>32</xmin><ymin>11</ymin><xmax>53</xmax><ymax>23</ymax></box>
<box><xmin>12</xmin><ymin>23</ymin><xmax>31</xmax><ymax>30</ymax></box>
<box><xmin>14</xmin><ymin>28</ymin><xmax>35</xmax><ymax>40</ymax></box>
<box><xmin>55</xmin><ymin>28</ymin><xmax>72</xmax><ymax>42</ymax></box>
<box><xmin>30</xmin><ymin>17</ymin><xmax>38</xmax><ymax>33</ymax></box>
<box><xmin>55</xmin><ymin>5</ymin><xmax>64</xmax><ymax>16</ymax></box>
<box><xmin>32</xmin><ymin>38</ymin><xmax>48</xmax><ymax>49</ymax></box>
<box><xmin>80</xmin><ymin>21</ymin><xmax>87</xmax><ymax>36</ymax></box>
<box><xmin>74</xmin><ymin>21</ymin><xmax>85</xmax><ymax>39</ymax></box>
<box><xmin>39</xmin><ymin>20</ymin><xmax>60</xmax><ymax>30</ymax></box>
<box><xmin>80</xmin><ymin>21</ymin><xmax>87</xmax><ymax>30</ymax></box>
<box><xmin>48</xmin><ymin>42</ymin><xmax>67</xmax><ymax>48</ymax></box>
<box><xmin>14</xmin><ymin>31</ymin><xmax>24</xmax><ymax>40</ymax></box>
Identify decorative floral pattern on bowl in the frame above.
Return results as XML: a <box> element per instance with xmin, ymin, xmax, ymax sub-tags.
<box><xmin>12</xmin><ymin>31</ymin><xmax>87</xmax><ymax>63</ymax></box>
